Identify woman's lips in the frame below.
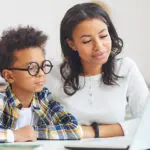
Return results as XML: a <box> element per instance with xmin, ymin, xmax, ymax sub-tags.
<box><xmin>92</xmin><ymin>52</ymin><xmax>108</xmax><ymax>59</ymax></box>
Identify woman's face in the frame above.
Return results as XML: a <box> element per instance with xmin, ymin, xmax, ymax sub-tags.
<box><xmin>67</xmin><ymin>18</ymin><xmax>112</xmax><ymax>68</ymax></box>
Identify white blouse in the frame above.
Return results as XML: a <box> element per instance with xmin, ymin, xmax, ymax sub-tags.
<box><xmin>46</xmin><ymin>57</ymin><xmax>149</xmax><ymax>137</ymax></box>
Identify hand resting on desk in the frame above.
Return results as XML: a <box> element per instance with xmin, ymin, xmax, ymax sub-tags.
<box><xmin>13</xmin><ymin>125</ymin><xmax>38</xmax><ymax>142</ymax></box>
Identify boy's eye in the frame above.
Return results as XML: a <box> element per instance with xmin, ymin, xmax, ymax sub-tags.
<box><xmin>82</xmin><ymin>40</ymin><xmax>91</xmax><ymax>44</ymax></box>
<box><xmin>29</xmin><ymin>65</ymin><xmax>38</xmax><ymax>71</ymax></box>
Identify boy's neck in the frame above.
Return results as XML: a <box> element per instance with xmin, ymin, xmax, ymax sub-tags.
<box><xmin>11</xmin><ymin>85</ymin><xmax>34</xmax><ymax>108</ymax></box>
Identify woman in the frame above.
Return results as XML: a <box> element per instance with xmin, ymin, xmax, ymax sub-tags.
<box><xmin>47</xmin><ymin>2</ymin><xmax>149</xmax><ymax>138</ymax></box>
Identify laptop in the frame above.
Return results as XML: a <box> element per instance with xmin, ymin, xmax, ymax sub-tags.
<box><xmin>65</xmin><ymin>96</ymin><xmax>150</xmax><ymax>150</ymax></box>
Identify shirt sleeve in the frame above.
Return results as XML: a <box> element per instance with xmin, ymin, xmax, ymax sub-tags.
<box><xmin>0</xmin><ymin>125</ymin><xmax>14</xmax><ymax>143</ymax></box>
<box><xmin>34</xmin><ymin>91</ymin><xmax>82</xmax><ymax>140</ymax></box>
<box><xmin>119</xmin><ymin>58</ymin><xmax>149</xmax><ymax>137</ymax></box>
<box><xmin>7</xmin><ymin>129</ymin><xmax>14</xmax><ymax>142</ymax></box>
<box><xmin>0</xmin><ymin>94</ymin><xmax>14</xmax><ymax>143</ymax></box>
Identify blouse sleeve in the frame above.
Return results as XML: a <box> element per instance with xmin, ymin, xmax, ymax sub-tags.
<box><xmin>119</xmin><ymin>58</ymin><xmax>149</xmax><ymax>137</ymax></box>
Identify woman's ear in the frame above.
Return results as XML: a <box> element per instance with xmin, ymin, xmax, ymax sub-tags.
<box><xmin>2</xmin><ymin>70</ymin><xmax>14</xmax><ymax>84</ymax></box>
<box><xmin>66</xmin><ymin>39</ymin><xmax>77</xmax><ymax>51</ymax></box>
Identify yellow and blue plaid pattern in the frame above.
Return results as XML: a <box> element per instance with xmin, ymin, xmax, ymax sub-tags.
<box><xmin>0</xmin><ymin>86</ymin><xmax>81</xmax><ymax>142</ymax></box>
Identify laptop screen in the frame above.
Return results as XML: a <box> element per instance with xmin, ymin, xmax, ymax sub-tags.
<box><xmin>129</xmin><ymin>95</ymin><xmax>150</xmax><ymax>150</ymax></box>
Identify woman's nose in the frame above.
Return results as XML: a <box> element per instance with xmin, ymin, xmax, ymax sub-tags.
<box><xmin>93</xmin><ymin>40</ymin><xmax>104</xmax><ymax>51</ymax></box>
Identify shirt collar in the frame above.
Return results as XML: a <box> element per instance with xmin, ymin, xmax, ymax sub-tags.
<box><xmin>5</xmin><ymin>85</ymin><xmax>48</xmax><ymax>110</ymax></box>
<box><xmin>31</xmin><ymin>93</ymin><xmax>41</xmax><ymax>110</ymax></box>
<box><xmin>6</xmin><ymin>84</ymin><xmax>38</xmax><ymax>109</ymax></box>
<box><xmin>6</xmin><ymin>85</ymin><xmax>22</xmax><ymax>108</ymax></box>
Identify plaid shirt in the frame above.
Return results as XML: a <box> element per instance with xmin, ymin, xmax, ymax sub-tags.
<box><xmin>0</xmin><ymin>86</ymin><xmax>81</xmax><ymax>142</ymax></box>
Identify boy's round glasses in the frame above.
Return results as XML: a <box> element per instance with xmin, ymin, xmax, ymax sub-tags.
<box><xmin>6</xmin><ymin>60</ymin><xmax>53</xmax><ymax>76</ymax></box>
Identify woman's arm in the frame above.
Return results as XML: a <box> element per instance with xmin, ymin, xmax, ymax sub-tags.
<box><xmin>81</xmin><ymin>123</ymin><xmax>124</xmax><ymax>138</ymax></box>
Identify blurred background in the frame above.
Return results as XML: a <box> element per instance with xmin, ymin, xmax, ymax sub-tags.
<box><xmin>0</xmin><ymin>0</ymin><xmax>150</xmax><ymax>88</ymax></box>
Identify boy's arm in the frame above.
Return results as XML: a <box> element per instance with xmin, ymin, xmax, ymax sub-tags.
<box><xmin>0</xmin><ymin>94</ymin><xmax>14</xmax><ymax>142</ymax></box>
<box><xmin>0</xmin><ymin>129</ymin><xmax>7</xmax><ymax>142</ymax></box>
<box><xmin>0</xmin><ymin>129</ymin><xmax>14</xmax><ymax>143</ymax></box>
<box><xmin>35</xmin><ymin>100</ymin><xmax>82</xmax><ymax>140</ymax></box>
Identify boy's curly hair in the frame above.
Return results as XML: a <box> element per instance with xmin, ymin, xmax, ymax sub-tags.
<box><xmin>0</xmin><ymin>26</ymin><xmax>48</xmax><ymax>74</ymax></box>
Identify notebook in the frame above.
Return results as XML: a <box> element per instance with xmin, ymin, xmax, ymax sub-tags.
<box><xmin>65</xmin><ymin>96</ymin><xmax>150</xmax><ymax>150</ymax></box>
<box><xmin>0</xmin><ymin>144</ymin><xmax>43</xmax><ymax>150</ymax></box>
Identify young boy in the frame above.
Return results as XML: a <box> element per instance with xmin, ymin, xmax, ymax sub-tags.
<box><xmin>0</xmin><ymin>26</ymin><xmax>81</xmax><ymax>142</ymax></box>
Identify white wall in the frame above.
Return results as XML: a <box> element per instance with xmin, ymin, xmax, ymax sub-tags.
<box><xmin>109</xmin><ymin>0</ymin><xmax>150</xmax><ymax>86</ymax></box>
<box><xmin>0</xmin><ymin>0</ymin><xmax>149</xmax><ymax>85</ymax></box>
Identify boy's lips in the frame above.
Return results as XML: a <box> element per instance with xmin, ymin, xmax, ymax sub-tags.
<box><xmin>36</xmin><ymin>80</ymin><xmax>45</xmax><ymax>85</ymax></box>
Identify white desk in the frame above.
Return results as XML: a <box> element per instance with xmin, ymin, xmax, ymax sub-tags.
<box><xmin>13</xmin><ymin>136</ymin><xmax>132</xmax><ymax>150</ymax></box>
<box><xmin>14</xmin><ymin>140</ymin><xmax>82</xmax><ymax>150</ymax></box>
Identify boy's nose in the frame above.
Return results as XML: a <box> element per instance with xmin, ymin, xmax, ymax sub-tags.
<box><xmin>37</xmin><ymin>67</ymin><xmax>45</xmax><ymax>77</ymax></box>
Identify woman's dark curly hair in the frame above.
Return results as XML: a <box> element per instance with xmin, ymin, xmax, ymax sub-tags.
<box><xmin>60</xmin><ymin>3</ymin><xmax>124</xmax><ymax>96</ymax></box>
<box><xmin>0</xmin><ymin>26</ymin><xmax>48</xmax><ymax>75</ymax></box>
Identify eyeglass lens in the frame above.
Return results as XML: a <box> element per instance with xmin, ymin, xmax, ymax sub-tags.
<box><xmin>28</xmin><ymin>60</ymin><xmax>52</xmax><ymax>76</ymax></box>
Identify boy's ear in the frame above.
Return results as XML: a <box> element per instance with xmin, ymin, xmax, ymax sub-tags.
<box><xmin>2</xmin><ymin>70</ymin><xmax>14</xmax><ymax>84</ymax></box>
<box><xmin>66</xmin><ymin>39</ymin><xmax>77</xmax><ymax>51</ymax></box>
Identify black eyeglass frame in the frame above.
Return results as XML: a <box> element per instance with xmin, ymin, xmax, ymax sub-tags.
<box><xmin>5</xmin><ymin>60</ymin><xmax>53</xmax><ymax>76</ymax></box>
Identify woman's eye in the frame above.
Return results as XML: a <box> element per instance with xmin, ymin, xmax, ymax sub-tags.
<box><xmin>82</xmin><ymin>40</ymin><xmax>91</xmax><ymax>44</ymax></box>
<box><xmin>100</xmin><ymin>35</ymin><xmax>108</xmax><ymax>38</ymax></box>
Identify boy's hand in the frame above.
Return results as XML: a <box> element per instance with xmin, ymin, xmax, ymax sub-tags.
<box><xmin>13</xmin><ymin>125</ymin><xmax>38</xmax><ymax>142</ymax></box>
